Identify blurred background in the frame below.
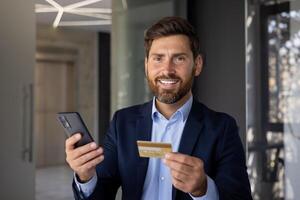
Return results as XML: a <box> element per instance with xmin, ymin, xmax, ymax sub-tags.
<box><xmin>1</xmin><ymin>0</ymin><xmax>300</xmax><ymax>199</ymax></box>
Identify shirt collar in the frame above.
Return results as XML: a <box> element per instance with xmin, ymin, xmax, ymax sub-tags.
<box><xmin>151</xmin><ymin>95</ymin><xmax>193</xmax><ymax>122</ymax></box>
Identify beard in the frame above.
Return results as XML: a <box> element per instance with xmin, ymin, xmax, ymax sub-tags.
<box><xmin>147</xmin><ymin>69</ymin><xmax>195</xmax><ymax>104</ymax></box>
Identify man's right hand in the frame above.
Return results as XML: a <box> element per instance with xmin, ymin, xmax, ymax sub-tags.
<box><xmin>65</xmin><ymin>133</ymin><xmax>104</xmax><ymax>182</ymax></box>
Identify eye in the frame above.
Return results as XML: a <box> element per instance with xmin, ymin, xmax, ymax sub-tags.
<box><xmin>174</xmin><ymin>56</ymin><xmax>186</xmax><ymax>64</ymax></box>
<box><xmin>152</xmin><ymin>56</ymin><xmax>162</xmax><ymax>63</ymax></box>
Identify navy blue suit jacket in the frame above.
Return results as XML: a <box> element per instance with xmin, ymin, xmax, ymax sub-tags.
<box><xmin>73</xmin><ymin>99</ymin><xmax>252</xmax><ymax>200</ymax></box>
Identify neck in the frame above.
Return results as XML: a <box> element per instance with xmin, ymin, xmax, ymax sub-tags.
<box><xmin>155</xmin><ymin>91</ymin><xmax>192</xmax><ymax>119</ymax></box>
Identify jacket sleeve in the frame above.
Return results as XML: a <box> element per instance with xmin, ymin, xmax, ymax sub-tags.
<box><xmin>72</xmin><ymin>111</ymin><xmax>121</xmax><ymax>200</ymax></box>
<box><xmin>214</xmin><ymin>116</ymin><xmax>253</xmax><ymax>200</ymax></box>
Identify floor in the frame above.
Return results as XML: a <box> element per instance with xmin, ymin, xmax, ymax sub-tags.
<box><xmin>36</xmin><ymin>165</ymin><xmax>123</xmax><ymax>200</ymax></box>
<box><xmin>36</xmin><ymin>165</ymin><xmax>74</xmax><ymax>200</ymax></box>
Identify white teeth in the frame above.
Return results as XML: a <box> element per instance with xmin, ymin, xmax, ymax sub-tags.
<box><xmin>159</xmin><ymin>79</ymin><xmax>178</xmax><ymax>84</ymax></box>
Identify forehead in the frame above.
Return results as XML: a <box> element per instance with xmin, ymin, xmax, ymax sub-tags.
<box><xmin>149</xmin><ymin>35</ymin><xmax>191</xmax><ymax>54</ymax></box>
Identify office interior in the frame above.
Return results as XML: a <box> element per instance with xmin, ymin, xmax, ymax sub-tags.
<box><xmin>1</xmin><ymin>0</ymin><xmax>300</xmax><ymax>199</ymax></box>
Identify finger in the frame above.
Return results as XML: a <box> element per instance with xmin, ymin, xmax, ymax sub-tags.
<box><xmin>70</xmin><ymin>143</ymin><xmax>100</xmax><ymax>160</ymax></box>
<box><xmin>78</xmin><ymin>155</ymin><xmax>104</xmax><ymax>172</ymax></box>
<box><xmin>170</xmin><ymin>169</ymin><xmax>190</xmax><ymax>183</ymax></box>
<box><xmin>163</xmin><ymin>158</ymin><xmax>191</xmax><ymax>176</ymax></box>
<box><xmin>165</xmin><ymin>152</ymin><xmax>199</xmax><ymax>167</ymax></box>
<box><xmin>65</xmin><ymin>133</ymin><xmax>82</xmax><ymax>152</ymax></box>
<box><xmin>73</xmin><ymin>148</ymin><xmax>104</xmax><ymax>167</ymax></box>
<box><xmin>172</xmin><ymin>177</ymin><xmax>188</xmax><ymax>193</ymax></box>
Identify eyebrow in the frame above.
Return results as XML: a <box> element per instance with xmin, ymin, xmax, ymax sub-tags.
<box><xmin>149</xmin><ymin>53</ymin><xmax>188</xmax><ymax>57</ymax></box>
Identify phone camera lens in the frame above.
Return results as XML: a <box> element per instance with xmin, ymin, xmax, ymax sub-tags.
<box><xmin>59</xmin><ymin>116</ymin><xmax>71</xmax><ymax>129</ymax></box>
<box><xmin>65</xmin><ymin>121</ymin><xmax>71</xmax><ymax>129</ymax></box>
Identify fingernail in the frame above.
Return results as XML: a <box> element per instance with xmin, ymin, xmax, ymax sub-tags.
<box><xmin>90</xmin><ymin>142</ymin><xmax>96</xmax><ymax>148</ymax></box>
<box><xmin>75</xmin><ymin>134</ymin><xmax>81</xmax><ymax>139</ymax></box>
<box><xmin>97</xmin><ymin>148</ymin><xmax>103</xmax><ymax>153</ymax></box>
<box><xmin>165</xmin><ymin>153</ymin><xmax>170</xmax><ymax>158</ymax></box>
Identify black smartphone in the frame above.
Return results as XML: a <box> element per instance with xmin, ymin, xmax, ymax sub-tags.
<box><xmin>57</xmin><ymin>112</ymin><xmax>94</xmax><ymax>148</ymax></box>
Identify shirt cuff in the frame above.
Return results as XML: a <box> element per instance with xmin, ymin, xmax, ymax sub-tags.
<box><xmin>189</xmin><ymin>175</ymin><xmax>219</xmax><ymax>200</ymax></box>
<box><xmin>74</xmin><ymin>173</ymin><xmax>97</xmax><ymax>198</ymax></box>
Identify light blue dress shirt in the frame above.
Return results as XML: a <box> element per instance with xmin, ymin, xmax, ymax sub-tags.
<box><xmin>75</xmin><ymin>96</ymin><xmax>219</xmax><ymax>200</ymax></box>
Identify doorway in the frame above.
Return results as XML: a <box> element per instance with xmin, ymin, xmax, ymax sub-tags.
<box><xmin>35</xmin><ymin>49</ymin><xmax>78</xmax><ymax>200</ymax></box>
<box><xmin>35</xmin><ymin>60</ymin><xmax>76</xmax><ymax>167</ymax></box>
<box><xmin>34</xmin><ymin>26</ymin><xmax>99</xmax><ymax>200</ymax></box>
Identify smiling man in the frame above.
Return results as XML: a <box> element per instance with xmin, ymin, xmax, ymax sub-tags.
<box><xmin>66</xmin><ymin>16</ymin><xmax>253</xmax><ymax>200</ymax></box>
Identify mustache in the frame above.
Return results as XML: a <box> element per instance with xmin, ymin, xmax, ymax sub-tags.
<box><xmin>155</xmin><ymin>74</ymin><xmax>181</xmax><ymax>82</ymax></box>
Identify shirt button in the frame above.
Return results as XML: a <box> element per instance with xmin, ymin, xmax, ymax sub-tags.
<box><xmin>161</xmin><ymin>176</ymin><xmax>165</xmax><ymax>181</ymax></box>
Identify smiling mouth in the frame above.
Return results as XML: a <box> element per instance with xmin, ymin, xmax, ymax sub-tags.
<box><xmin>158</xmin><ymin>79</ymin><xmax>179</xmax><ymax>85</ymax></box>
<box><xmin>156</xmin><ymin>79</ymin><xmax>180</xmax><ymax>89</ymax></box>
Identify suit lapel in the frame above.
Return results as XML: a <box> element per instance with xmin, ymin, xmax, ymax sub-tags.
<box><xmin>135</xmin><ymin>102</ymin><xmax>152</xmax><ymax>200</ymax></box>
<box><xmin>172</xmin><ymin>100</ymin><xmax>204</xmax><ymax>200</ymax></box>
<box><xmin>132</xmin><ymin>100</ymin><xmax>205</xmax><ymax>200</ymax></box>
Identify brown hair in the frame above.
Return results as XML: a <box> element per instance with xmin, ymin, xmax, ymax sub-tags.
<box><xmin>144</xmin><ymin>16</ymin><xmax>200</xmax><ymax>59</ymax></box>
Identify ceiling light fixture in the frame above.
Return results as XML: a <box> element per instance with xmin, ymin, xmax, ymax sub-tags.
<box><xmin>59</xmin><ymin>20</ymin><xmax>111</xmax><ymax>26</ymax></box>
<box><xmin>70</xmin><ymin>8</ymin><xmax>111</xmax><ymax>13</ymax></box>
<box><xmin>35</xmin><ymin>0</ymin><xmax>111</xmax><ymax>28</ymax></box>
<box><xmin>66</xmin><ymin>11</ymin><xmax>111</xmax><ymax>20</ymax></box>
<box><xmin>64</xmin><ymin>0</ymin><xmax>102</xmax><ymax>11</ymax></box>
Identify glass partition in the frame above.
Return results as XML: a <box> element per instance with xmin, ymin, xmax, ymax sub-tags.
<box><xmin>111</xmin><ymin>0</ymin><xmax>184</xmax><ymax>113</ymax></box>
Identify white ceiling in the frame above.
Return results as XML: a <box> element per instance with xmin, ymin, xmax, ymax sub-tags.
<box><xmin>35</xmin><ymin>0</ymin><xmax>111</xmax><ymax>32</ymax></box>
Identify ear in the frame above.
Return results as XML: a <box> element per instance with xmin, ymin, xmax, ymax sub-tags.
<box><xmin>144</xmin><ymin>57</ymin><xmax>148</xmax><ymax>77</ymax></box>
<box><xmin>194</xmin><ymin>54</ymin><xmax>203</xmax><ymax>77</ymax></box>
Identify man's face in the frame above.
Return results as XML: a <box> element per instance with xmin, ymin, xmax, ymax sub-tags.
<box><xmin>145</xmin><ymin>35</ymin><xmax>202</xmax><ymax>104</ymax></box>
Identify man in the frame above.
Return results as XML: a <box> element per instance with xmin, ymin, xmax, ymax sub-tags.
<box><xmin>65</xmin><ymin>16</ymin><xmax>253</xmax><ymax>200</ymax></box>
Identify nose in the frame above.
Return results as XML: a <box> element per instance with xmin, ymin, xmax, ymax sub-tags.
<box><xmin>162</xmin><ymin>58</ymin><xmax>176</xmax><ymax>74</ymax></box>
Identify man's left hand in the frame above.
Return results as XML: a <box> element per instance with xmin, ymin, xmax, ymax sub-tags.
<box><xmin>163</xmin><ymin>152</ymin><xmax>207</xmax><ymax>197</ymax></box>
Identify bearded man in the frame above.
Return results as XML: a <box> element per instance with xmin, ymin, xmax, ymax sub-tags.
<box><xmin>65</xmin><ymin>16</ymin><xmax>253</xmax><ymax>200</ymax></box>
